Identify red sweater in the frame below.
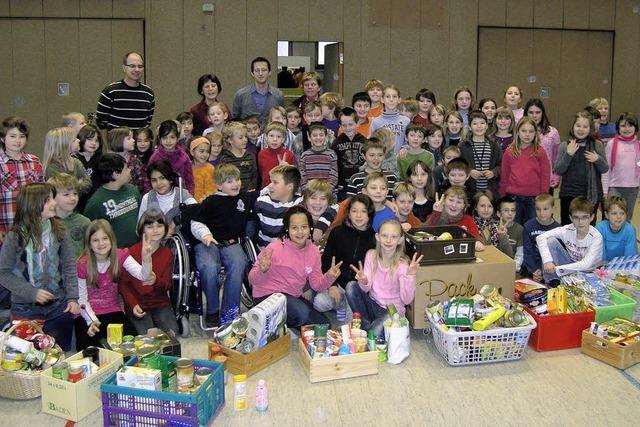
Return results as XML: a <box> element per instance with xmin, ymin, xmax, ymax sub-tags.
<box><xmin>119</xmin><ymin>242</ymin><xmax>173</xmax><ymax>312</ymax></box>
<box><xmin>499</xmin><ymin>145</ymin><xmax>550</xmax><ymax>197</ymax></box>
<box><xmin>257</xmin><ymin>146</ymin><xmax>297</xmax><ymax>189</ymax></box>
<box><xmin>426</xmin><ymin>211</ymin><xmax>479</xmax><ymax>238</ymax></box>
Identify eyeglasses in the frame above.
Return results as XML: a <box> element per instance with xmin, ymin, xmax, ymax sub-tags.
<box><xmin>125</xmin><ymin>64</ymin><xmax>144</xmax><ymax>70</ymax></box>
<box><xmin>570</xmin><ymin>214</ymin><xmax>591</xmax><ymax>222</ymax></box>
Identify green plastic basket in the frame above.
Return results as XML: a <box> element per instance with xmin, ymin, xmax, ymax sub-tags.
<box><xmin>594</xmin><ymin>288</ymin><xmax>637</xmax><ymax>323</ymax></box>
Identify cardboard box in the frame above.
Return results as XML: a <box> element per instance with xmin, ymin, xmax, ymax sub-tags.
<box><xmin>220</xmin><ymin>332</ymin><xmax>291</xmax><ymax>377</ymax></box>
<box><xmin>297</xmin><ymin>339</ymin><xmax>378</xmax><ymax>383</ymax></box>
<box><xmin>581</xmin><ymin>330</ymin><xmax>640</xmax><ymax>369</ymax></box>
<box><xmin>406</xmin><ymin>225</ymin><xmax>476</xmax><ymax>265</ymax></box>
<box><xmin>407</xmin><ymin>245</ymin><xmax>516</xmax><ymax>329</ymax></box>
<box><xmin>41</xmin><ymin>348</ymin><xmax>123</xmax><ymax>422</ymax></box>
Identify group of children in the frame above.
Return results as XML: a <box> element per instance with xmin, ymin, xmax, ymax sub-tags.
<box><xmin>0</xmin><ymin>79</ymin><xmax>638</xmax><ymax>346</ymax></box>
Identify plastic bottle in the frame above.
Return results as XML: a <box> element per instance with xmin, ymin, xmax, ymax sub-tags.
<box><xmin>233</xmin><ymin>374</ymin><xmax>247</xmax><ymax>411</ymax></box>
<box><xmin>255</xmin><ymin>379</ymin><xmax>269</xmax><ymax>412</ymax></box>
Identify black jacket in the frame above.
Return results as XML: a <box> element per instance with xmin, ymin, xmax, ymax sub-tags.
<box><xmin>321</xmin><ymin>223</ymin><xmax>376</xmax><ymax>288</ymax></box>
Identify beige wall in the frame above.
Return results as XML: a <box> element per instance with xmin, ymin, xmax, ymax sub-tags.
<box><xmin>1</xmin><ymin>0</ymin><xmax>639</xmax><ymax>154</ymax></box>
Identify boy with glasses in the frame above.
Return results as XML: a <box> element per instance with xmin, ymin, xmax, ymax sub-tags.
<box><xmin>536</xmin><ymin>196</ymin><xmax>603</xmax><ymax>283</ymax></box>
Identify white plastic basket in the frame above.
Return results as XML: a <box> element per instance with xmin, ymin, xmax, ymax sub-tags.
<box><xmin>426</xmin><ymin>310</ymin><xmax>537</xmax><ymax>366</ymax></box>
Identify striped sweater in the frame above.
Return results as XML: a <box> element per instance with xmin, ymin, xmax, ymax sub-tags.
<box><xmin>346</xmin><ymin>168</ymin><xmax>398</xmax><ymax>200</ymax></box>
<box><xmin>299</xmin><ymin>147</ymin><xmax>338</xmax><ymax>189</ymax></box>
<box><xmin>96</xmin><ymin>80</ymin><xmax>155</xmax><ymax>130</ymax></box>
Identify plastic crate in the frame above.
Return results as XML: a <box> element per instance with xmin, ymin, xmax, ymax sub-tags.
<box><xmin>524</xmin><ymin>307</ymin><xmax>595</xmax><ymax>351</ymax></box>
<box><xmin>426</xmin><ymin>311</ymin><xmax>537</xmax><ymax>366</ymax></box>
<box><xmin>101</xmin><ymin>356</ymin><xmax>224</xmax><ymax>427</ymax></box>
<box><xmin>594</xmin><ymin>288</ymin><xmax>636</xmax><ymax>323</ymax></box>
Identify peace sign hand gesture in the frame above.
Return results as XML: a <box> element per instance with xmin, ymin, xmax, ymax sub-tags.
<box><xmin>407</xmin><ymin>253</ymin><xmax>424</xmax><ymax>275</ymax></box>
<box><xmin>141</xmin><ymin>233</ymin><xmax>153</xmax><ymax>259</ymax></box>
<box><xmin>433</xmin><ymin>192</ymin><xmax>445</xmax><ymax>212</ymax></box>
<box><xmin>277</xmin><ymin>153</ymin><xmax>290</xmax><ymax>165</ymax></box>
<box><xmin>326</xmin><ymin>256</ymin><xmax>344</xmax><ymax>279</ymax></box>
<box><xmin>349</xmin><ymin>261</ymin><xmax>368</xmax><ymax>286</ymax></box>
<box><xmin>497</xmin><ymin>218</ymin><xmax>508</xmax><ymax>236</ymax></box>
<box><xmin>258</xmin><ymin>247</ymin><xmax>273</xmax><ymax>273</ymax></box>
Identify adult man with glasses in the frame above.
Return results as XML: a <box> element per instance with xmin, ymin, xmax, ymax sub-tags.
<box><xmin>96</xmin><ymin>52</ymin><xmax>156</xmax><ymax>130</ymax></box>
<box><xmin>232</xmin><ymin>56</ymin><xmax>284</xmax><ymax>126</ymax></box>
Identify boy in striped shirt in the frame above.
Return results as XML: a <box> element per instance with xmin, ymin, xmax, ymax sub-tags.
<box><xmin>298</xmin><ymin>122</ymin><xmax>338</xmax><ymax>190</ymax></box>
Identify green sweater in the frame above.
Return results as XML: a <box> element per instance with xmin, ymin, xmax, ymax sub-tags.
<box><xmin>84</xmin><ymin>184</ymin><xmax>141</xmax><ymax>248</ymax></box>
<box><xmin>397</xmin><ymin>149</ymin><xmax>435</xmax><ymax>181</ymax></box>
<box><xmin>61</xmin><ymin>212</ymin><xmax>90</xmax><ymax>258</ymax></box>
<box><xmin>44</xmin><ymin>158</ymin><xmax>93</xmax><ymax>194</ymax></box>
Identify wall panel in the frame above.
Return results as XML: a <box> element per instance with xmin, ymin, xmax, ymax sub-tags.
<box><xmin>277</xmin><ymin>0</ymin><xmax>308</xmax><ymax>41</ymax></box>
<box><xmin>214</xmin><ymin>0</ymin><xmax>247</xmax><ymax>99</ymax></box>
<box><xmin>44</xmin><ymin>19</ymin><xmax>81</xmax><ymax>129</ymax></box>
<box><xmin>79</xmin><ymin>0</ymin><xmax>111</xmax><ymax>18</ymax></box>
<box><xmin>506</xmin><ymin>0</ymin><xmax>533</xmax><ymax>27</ymax></box>
<box><xmin>589</xmin><ymin>0</ymin><xmax>615</xmax><ymax>30</ymax></box>
<box><xmin>532</xmin><ymin>29</ymin><xmax>563</xmax><ymax>128</ymax></box>
<box><xmin>342</xmin><ymin>0</ymin><xmax>361</xmax><ymax>97</ymax></box>
<box><xmin>11</xmin><ymin>19</ymin><xmax>46</xmax><ymax>153</ymax></box>
<box><xmin>390</xmin><ymin>0</ymin><xmax>421</xmax><ymax>96</ymax></box>
<box><xmin>420</xmin><ymin>0</ymin><xmax>449</xmax><ymax>101</ymax></box>
<box><xmin>309</xmin><ymin>0</ymin><xmax>342</xmax><ymax>42</ymax></box>
<box><xmin>361</xmin><ymin>0</ymin><xmax>390</xmax><ymax>85</ymax></box>
<box><xmin>183</xmin><ymin>0</ymin><xmax>214</xmax><ymax>110</ymax></box>
<box><xmin>533</xmin><ymin>0</ymin><xmax>563</xmax><ymax>28</ymax></box>
<box><xmin>611</xmin><ymin>0</ymin><xmax>639</xmax><ymax>116</ymax></box>
<box><xmin>43</xmin><ymin>0</ymin><xmax>79</xmax><ymax>17</ymax></box>
<box><xmin>563</xmin><ymin>0</ymin><xmax>589</xmax><ymax>29</ymax></box>
<box><xmin>479</xmin><ymin>0</ymin><xmax>505</xmax><ymax>26</ymax></box>
<box><xmin>477</xmin><ymin>28</ymin><xmax>506</xmax><ymax>101</ymax></box>
<box><xmin>9</xmin><ymin>0</ymin><xmax>42</xmax><ymax>17</ymax></box>
<box><xmin>448</xmin><ymin>0</ymin><xmax>478</xmax><ymax>95</ymax></box>
<box><xmin>79</xmin><ymin>20</ymin><xmax>112</xmax><ymax>118</ymax></box>
<box><xmin>247</xmin><ymin>0</ymin><xmax>278</xmax><ymax>92</ymax></box>
<box><xmin>0</xmin><ymin>20</ymin><xmax>13</xmax><ymax>113</ymax></box>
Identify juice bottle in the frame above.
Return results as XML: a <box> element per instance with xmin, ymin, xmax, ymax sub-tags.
<box><xmin>233</xmin><ymin>374</ymin><xmax>247</xmax><ymax>411</ymax></box>
<box><xmin>255</xmin><ymin>379</ymin><xmax>268</xmax><ymax>412</ymax></box>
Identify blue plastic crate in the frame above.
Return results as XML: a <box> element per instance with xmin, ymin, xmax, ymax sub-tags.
<box><xmin>101</xmin><ymin>356</ymin><xmax>224</xmax><ymax>427</ymax></box>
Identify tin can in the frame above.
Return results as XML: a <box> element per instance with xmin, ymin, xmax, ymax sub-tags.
<box><xmin>231</xmin><ymin>316</ymin><xmax>249</xmax><ymax>337</ymax></box>
<box><xmin>195</xmin><ymin>367</ymin><xmax>212</xmax><ymax>385</ymax></box>
<box><xmin>68</xmin><ymin>365</ymin><xmax>84</xmax><ymax>383</ymax></box>
<box><xmin>52</xmin><ymin>361</ymin><xmax>69</xmax><ymax>380</ymax></box>
<box><xmin>32</xmin><ymin>333</ymin><xmax>55</xmax><ymax>350</ymax></box>
<box><xmin>122</xmin><ymin>335</ymin><xmax>135</xmax><ymax>343</ymax></box>
<box><xmin>176</xmin><ymin>358</ymin><xmax>194</xmax><ymax>387</ymax></box>
<box><xmin>1</xmin><ymin>350</ymin><xmax>24</xmax><ymax>371</ymax></box>
<box><xmin>82</xmin><ymin>346</ymin><xmax>100</xmax><ymax>364</ymax></box>
<box><xmin>43</xmin><ymin>348</ymin><xmax>63</xmax><ymax>367</ymax></box>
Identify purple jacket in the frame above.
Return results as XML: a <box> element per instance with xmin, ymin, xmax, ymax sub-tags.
<box><xmin>148</xmin><ymin>146</ymin><xmax>195</xmax><ymax>194</ymax></box>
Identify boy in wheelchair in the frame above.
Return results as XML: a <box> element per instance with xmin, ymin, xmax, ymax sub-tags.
<box><xmin>190</xmin><ymin>164</ymin><xmax>252</xmax><ymax>327</ymax></box>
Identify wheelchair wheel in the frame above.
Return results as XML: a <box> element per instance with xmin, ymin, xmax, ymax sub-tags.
<box><xmin>240</xmin><ymin>237</ymin><xmax>257</xmax><ymax>309</ymax></box>
<box><xmin>168</xmin><ymin>233</ymin><xmax>190</xmax><ymax>319</ymax></box>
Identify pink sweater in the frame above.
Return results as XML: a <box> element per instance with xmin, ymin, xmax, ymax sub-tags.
<box><xmin>249</xmin><ymin>239</ymin><xmax>335</xmax><ymax>298</ymax></box>
<box><xmin>539</xmin><ymin>127</ymin><xmax>561</xmax><ymax>187</ymax></box>
<box><xmin>77</xmin><ymin>249</ymin><xmax>129</xmax><ymax>324</ymax></box>
<box><xmin>602</xmin><ymin>135</ymin><xmax>640</xmax><ymax>193</ymax></box>
<box><xmin>357</xmin><ymin>250</ymin><xmax>416</xmax><ymax>316</ymax></box>
<box><xmin>499</xmin><ymin>145</ymin><xmax>550</xmax><ymax>196</ymax></box>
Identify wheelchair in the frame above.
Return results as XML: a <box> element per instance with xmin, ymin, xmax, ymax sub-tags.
<box><xmin>167</xmin><ymin>203</ymin><xmax>258</xmax><ymax>337</ymax></box>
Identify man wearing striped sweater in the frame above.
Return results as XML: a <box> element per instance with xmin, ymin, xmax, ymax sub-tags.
<box><xmin>96</xmin><ymin>52</ymin><xmax>155</xmax><ymax>130</ymax></box>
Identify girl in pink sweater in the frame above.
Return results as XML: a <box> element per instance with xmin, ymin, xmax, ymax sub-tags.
<box><xmin>249</xmin><ymin>205</ymin><xmax>342</xmax><ymax>328</ymax></box>
<box><xmin>499</xmin><ymin>117</ymin><xmax>550</xmax><ymax>225</ymax></box>
<box><xmin>74</xmin><ymin>219</ymin><xmax>152</xmax><ymax>349</ymax></box>
<box><xmin>602</xmin><ymin>113</ymin><xmax>640</xmax><ymax>219</ymax></box>
<box><xmin>346</xmin><ymin>219</ymin><xmax>422</xmax><ymax>337</ymax></box>
<box><xmin>148</xmin><ymin>120</ymin><xmax>195</xmax><ymax>194</ymax></box>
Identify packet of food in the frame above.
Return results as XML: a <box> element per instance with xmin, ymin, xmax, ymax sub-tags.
<box><xmin>445</xmin><ymin>299</ymin><xmax>474</xmax><ymax>327</ymax></box>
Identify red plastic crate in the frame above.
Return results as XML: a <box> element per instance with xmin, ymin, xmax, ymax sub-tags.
<box><xmin>524</xmin><ymin>307</ymin><xmax>595</xmax><ymax>351</ymax></box>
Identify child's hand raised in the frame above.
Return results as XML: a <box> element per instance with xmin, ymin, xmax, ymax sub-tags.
<box><xmin>566</xmin><ymin>139</ymin><xmax>579</xmax><ymax>156</ymax></box>
<box><xmin>277</xmin><ymin>153</ymin><xmax>290</xmax><ymax>165</ymax></box>
<box><xmin>141</xmin><ymin>233</ymin><xmax>153</xmax><ymax>258</ymax></box>
<box><xmin>432</xmin><ymin>192</ymin><xmax>444</xmax><ymax>212</ymax></box>
<box><xmin>407</xmin><ymin>253</ymin><xmax>424</xmax><ymax>275</ymax></box>
<box><xmin>326</xmin><ymin>256</ymin><xmax>344</xmax><ymax>279</ymax></box>
<box><xmin>258</xmin><ymin>247</ymin><xmax>273</xmax><ymax>273</ymax></box>
<box><xmin>397</xmin><ymin>147</ymin><xmax>409</xmax><ymax>160</ymax></box>
<box><xmin>349</xmin><ymin>261</ymin><xmax>368</xmax><ymax>286</ymax></box>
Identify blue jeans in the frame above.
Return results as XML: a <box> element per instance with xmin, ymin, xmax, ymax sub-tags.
<box><xmin>254</xmin><ymin>294</ymin><xmax>329</xmax><ymax>328</ymax></box>
<box><xmin>542</xmin><ymin>238</ymin><xmax>575</xmax><ymax>283</ymax></box>
<box><xmin>194</xmin><ymin>242</ymin><xmax>247</xmax><ymax>316</ymax></box>
<box><xmin>12</xmin><ymin>298</ymin><xmax>74</xmax><ymax>351</ymax></box>
<box><xmin>509</xmin><ymin>194</ymin><xmax>536</xmax><ymax>225</ymax></box>
<box><xmin>345</xmin><ymin>281</ymin><xmax>389</xmax><ymax>338</ymax></box>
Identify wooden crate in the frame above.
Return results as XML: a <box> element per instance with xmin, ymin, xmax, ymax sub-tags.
<box><xmin>297</xmin><ymin>339</ymin><xmax>378</xmax><ymax>383</ymax></box>
<box><xmin>220</xmin><ymin>332</ymin><xmax>291</xmax><ymax>377</ymax></box>
<box><xmin>581</xmin><ymin>330</ymin><xmax>640</xmax><ymax>369</ymax></box>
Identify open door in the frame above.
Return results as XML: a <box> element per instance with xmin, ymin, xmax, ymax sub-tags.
<box><xmin>323</xmin><ymin>42</ymin><xmax>344</xmax><ymax>95</ymax></box>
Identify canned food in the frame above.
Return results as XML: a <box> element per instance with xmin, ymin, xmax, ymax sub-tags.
<box><xmin>23</xmin><ymin>348</ymin><xmax>46</xmax><ymax>367</ymax></box>
<box><xmin>195</xmin><ymin>367</ymin><xmax>212</xmax><ymax>385</ymax></box>
<box><xmin>231</xmin><ymin>316</ymin><xmax>249</xmax><ymax>337</ymax></box>
<box><xmin>52</xmin><ymin>361</ymin><xmax>69</xmax><ymax>380</ymax></box>
<box><xmin>43</xmin><ymin>347</ymin><xmax>63</xmax><ymax>367</ymax></box>
<box><xmin>68</xmin><ymin>365</ymin><xmax>84</xmax><ymax>383</ymax></box>
<box><xmin>1</xmin><ymin>350</ymin><xmax>24</xmax><ymax>371</ymax></box>
<box><xmin>176</xmin><ymin>358</ymin><xmax>194</xmax><ymax>387</ymax></box>
<box><xmin>122</xmin><ymin>335</ymin><xmax>135</xmax><ymax>343</ymax></box>
<box><xmin>82</xmin><ymin>346</ymin><xmax>100</xmax><ymax>364</ymax></box>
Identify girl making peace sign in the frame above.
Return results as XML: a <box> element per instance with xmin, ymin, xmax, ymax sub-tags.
<box><xmin>249</xmin><ymin>205</ymin><xmax>343</xmax><ymax>328</ymax></box>
<box><xmin>346</xmin><ymin>219</ymin><xmax>423</xmax><ymax>338</ymax></box>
